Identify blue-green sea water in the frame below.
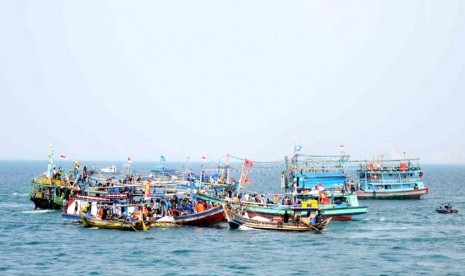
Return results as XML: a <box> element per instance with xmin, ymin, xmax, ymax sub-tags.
<box><xmin>1</xmin><ymin>161</ymin><xmax>464</xmax><ymax>275</ymax></box>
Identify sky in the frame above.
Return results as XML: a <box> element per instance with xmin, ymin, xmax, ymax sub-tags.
<box><xmin>1</xmin><ymin>1</ymin><xmax>464</xmax><ymax>164</ymax></box>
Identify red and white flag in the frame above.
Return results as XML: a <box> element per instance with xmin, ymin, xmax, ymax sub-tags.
<box><xmin>60</xmin><ymin>154</ymin><xmax>67</xmax><ymax>160</ymax></box>
<box><xmin>244</xmin><ymin>158</ymin><xmax>254</xmax><ymax>168</ymax></box>
<box><xmin>201</xmin><ymin>156</ymin><xmax>207</xmax><ymax>161</ymax></box>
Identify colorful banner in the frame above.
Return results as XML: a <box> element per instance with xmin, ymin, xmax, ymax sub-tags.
<box><xmin>240</xmin><ymin>158</ymin><xmax>253</xmax><ymax>186</ymax></box>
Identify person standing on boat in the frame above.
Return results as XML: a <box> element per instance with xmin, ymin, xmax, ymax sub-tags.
<box><xmin>62</xmin><ymin>198</ymin><xmax>68</xmax><ymax>213</ymax></box>
<box><xmin>83</xmin><ymin>166</ymin><xmax>88</xmax><ymax>183</ymax></box>
<box><xmin>283</xmin><ymin>210</ymin><xmax>290</xmax><ymax>223</ymax></box>
<box><xmin>227</xmin><ymin>183</ymin><xmax>233</xmax><ymax>198</ymax></box>
<box><xmin>101</xmin><ymin>207</ymin><xmax>108</xmax><ymax>220</ymax></box>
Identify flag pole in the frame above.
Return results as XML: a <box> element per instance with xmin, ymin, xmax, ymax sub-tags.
<box><xmin>237</xmin><ymin>159</ymin><xmax>245</xmax><ymax>195</ymax></box>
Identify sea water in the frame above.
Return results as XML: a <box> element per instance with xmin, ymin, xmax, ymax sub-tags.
<box><xmin>0</xmin><ymin>161</ymin><xmax>464</xmax><ymax>275</ymax></box>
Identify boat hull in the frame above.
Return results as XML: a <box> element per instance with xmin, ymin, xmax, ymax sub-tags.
<box><xmin>224</xmin><ymin>206</ymin><xmax>331</xmax><ymax>232</ymax></box>
<box><xmin>173</xmin><ymin>205</ymin><xmax>225</xmax><ymax>227</ymax></box>
<box><xmin>356</xmin><ymin>188</ymin><xmax>428</xmax><ymax>200</ymax></box>
<box><xmin>246</xmin><ymin>204</ymin><xmax>367</xmax><ymax>222</ymax></box>
<box><xmin>62</xmin><ymin>213</ymin><xmax>82</xmax><ymax>222</ymax></box>
<box><xmin>30</xmin><ymin>197</ymin><xmax>62</xmax><ymax>210</ymax></box>
<box><xmin>82</xmin><ymin>216</ymin><xmax>147</xmax><ymax>231</ymax></box>
<box><xmin>436</xmin><ymin>209</ymin><xmax>458</xmax><ymax>214</ymax></box>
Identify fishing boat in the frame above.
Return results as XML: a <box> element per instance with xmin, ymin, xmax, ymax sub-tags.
<box><xmin>100</xmin><ymin>165</ymin><xmax>118</xmax><ymax>174</ymax></box>
<box><xmin>245</xmin><ymin>190</ymin><xmax>367</xmax><ymax>222</ymax></box>
<box><xmin>30</xmin><ymin>174</ymin><xmax>74</xmax><ymax>210</ymax></box>
<box><xmin>61</xmin><ymin>195</ymin><xmax>116</xmax><ymax>222</ymax></box>
<box><xmin>224</xmin><ymin>205</ymin><xmax>331</xmax><ymax>232</ymax></box>
<box><xmin>436</xmin><ymin>204</ymin><xmax>458</xmax><ymax>214</ymax></box>
<box><xmin>82</xmin><ymin>216</ymin><xmax>148</xmax><ymax>231</ymax></box>
<box><xmin>149</xmin><ymin>204</ymin><xmax>225</xmax><ymax>227</ymax></box>
<box><xmin>279</xmin><ymin>153</ymin><xmax>368</xmax><ymax>221</ymax></box>
<box><xmin>30</xmin><ymin>146</ymin><xmax>77</xmax><ymax>210</ymax></box>
<box><xmin>173</xmin><ymin>204</ymin><xmax>225</xmax><ymax>227</ymax></box>
<box><xmin>354</xmin><ymin>157</ymin><xmax>428</xmax><ymax>199</ymax></box>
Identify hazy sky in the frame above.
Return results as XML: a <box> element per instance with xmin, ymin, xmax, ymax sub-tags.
<box><xmin>1</xmin><ymin>1</ymin><xmax>464</xmax><ymax>164</ymax></box>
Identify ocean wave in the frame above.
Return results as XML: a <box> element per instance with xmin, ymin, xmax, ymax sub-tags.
<box><xmin>11</xmin><ymin>192</ymin><xmax>29</xmax><ymax>197</ymax></box>
<box><xmin>21</xmin><ymin>210</ymin><xmax>55</xmax><ymax>214</ymax></box>
<box><xmin>0</xmin><ymin>203</ymin><xmax>31</xmax><ymax>209</ymax></box>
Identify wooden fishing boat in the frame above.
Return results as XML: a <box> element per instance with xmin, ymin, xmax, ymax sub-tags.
<box><xmin>223</xmin><ymin>205</ymin><xmax>331</xmax><ymax>232</ymax></box>
<box><xmin>30</xmin><ymin>174</ymin><xmax>76</xmax><ymax>210</ymax></box>
<box><xmin>82</xmin><ymin>216</ymin><xmax>148</xmax><ymax>231</ymax></box>
<box><xmin>172</xmin><ymin>205</ymin><xmax>225</xmax><ymax>227</ymax></box>
<box><xmin>149</xmin><ymin>205</ymin><xmax>225</xmax><ymax>227</ymax></box>
<box><xmin>30</xmin><ymin>146</ymin><xmax>79</xmax><ymax>210</ymax></box>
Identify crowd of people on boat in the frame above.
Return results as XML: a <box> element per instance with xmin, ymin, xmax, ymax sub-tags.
<box><xmin>85</xmin><ymin>196</ymin><xmax>219</xmax><ymax>223</ymax></box>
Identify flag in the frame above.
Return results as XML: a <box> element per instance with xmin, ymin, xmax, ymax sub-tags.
<box><xmin>294</xmin><ymin>144</ymin><xmax>302</xmax><ymax>152</ymax></box>
<box><xmin>244</xmin><ymin>158</ymin><xmax>253</xmax><ymax>168</ymax></box>
<box><xmin>127</xmin><ymin>157</ymin><xmax>133</xmax><ymax>164</ymax></box>
<box><xmin>160</xmin><ymin>155</ymin><xmax>166</xmax><ymax>162</ymax></box>
<box><xmin>240</xmin><ymin>158</ymin><xmax>254</xmax><ymax>187</ymax></box>
<box><xmin>60</xmin><ymin>154</ymin><xmax>67</xmax><ymax>160</ymax></box>
<box><xmin>201</xmin><ymin>156</ymin><xmax>207</xmax><ymax>161</ymax></box>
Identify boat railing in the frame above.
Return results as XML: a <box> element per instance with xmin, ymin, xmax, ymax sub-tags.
<box><xmin>365</xmin><ymin>177</ymin><xmax>421</xmax><ymax>184</ymax></box>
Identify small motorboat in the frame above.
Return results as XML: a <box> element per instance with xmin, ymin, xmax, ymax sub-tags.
<box><xmin>436</xmin><ymin>204</ymin><xmax>458</xmax><ymax>214</ymax></box>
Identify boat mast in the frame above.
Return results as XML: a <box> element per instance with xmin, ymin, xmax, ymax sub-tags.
<box><xmin>47</xmin><ymin>144</ymin><xmax>54</xmax><ymax>178</ymax></box>
<box><xmin>284</xmin><ymin>155</ymin><xmax>290</xmax><ymax>194</ymax></box>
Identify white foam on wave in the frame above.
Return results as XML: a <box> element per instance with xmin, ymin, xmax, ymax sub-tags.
<box><xmin>369</xmin><ymin>226</ymin><xmax>408</xmax><ymax>232</ymax></box>
<box><xmin>12</xmin><ymin>192</ymin><xmax>29</xmax><ymax>197</ymax></box>
<box><xmin>1</xmin><ymin>203</ymin><xmax>30</xmax><ymax>208</ymax></box>
<box><xmin>238</xmin><ymin>225</ymin><xmax>256</xmax><ymax>231</ymax></box>
<box><xmin>21</xmin><ymin>209</ymin><xmax>55</xmax><ymax>214</ymax></box>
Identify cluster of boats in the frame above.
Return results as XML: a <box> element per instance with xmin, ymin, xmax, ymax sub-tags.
<box><xmin>30</xmin><ymin>148</ymin><xmax>445</xmax><ymax>233</ymax></box>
